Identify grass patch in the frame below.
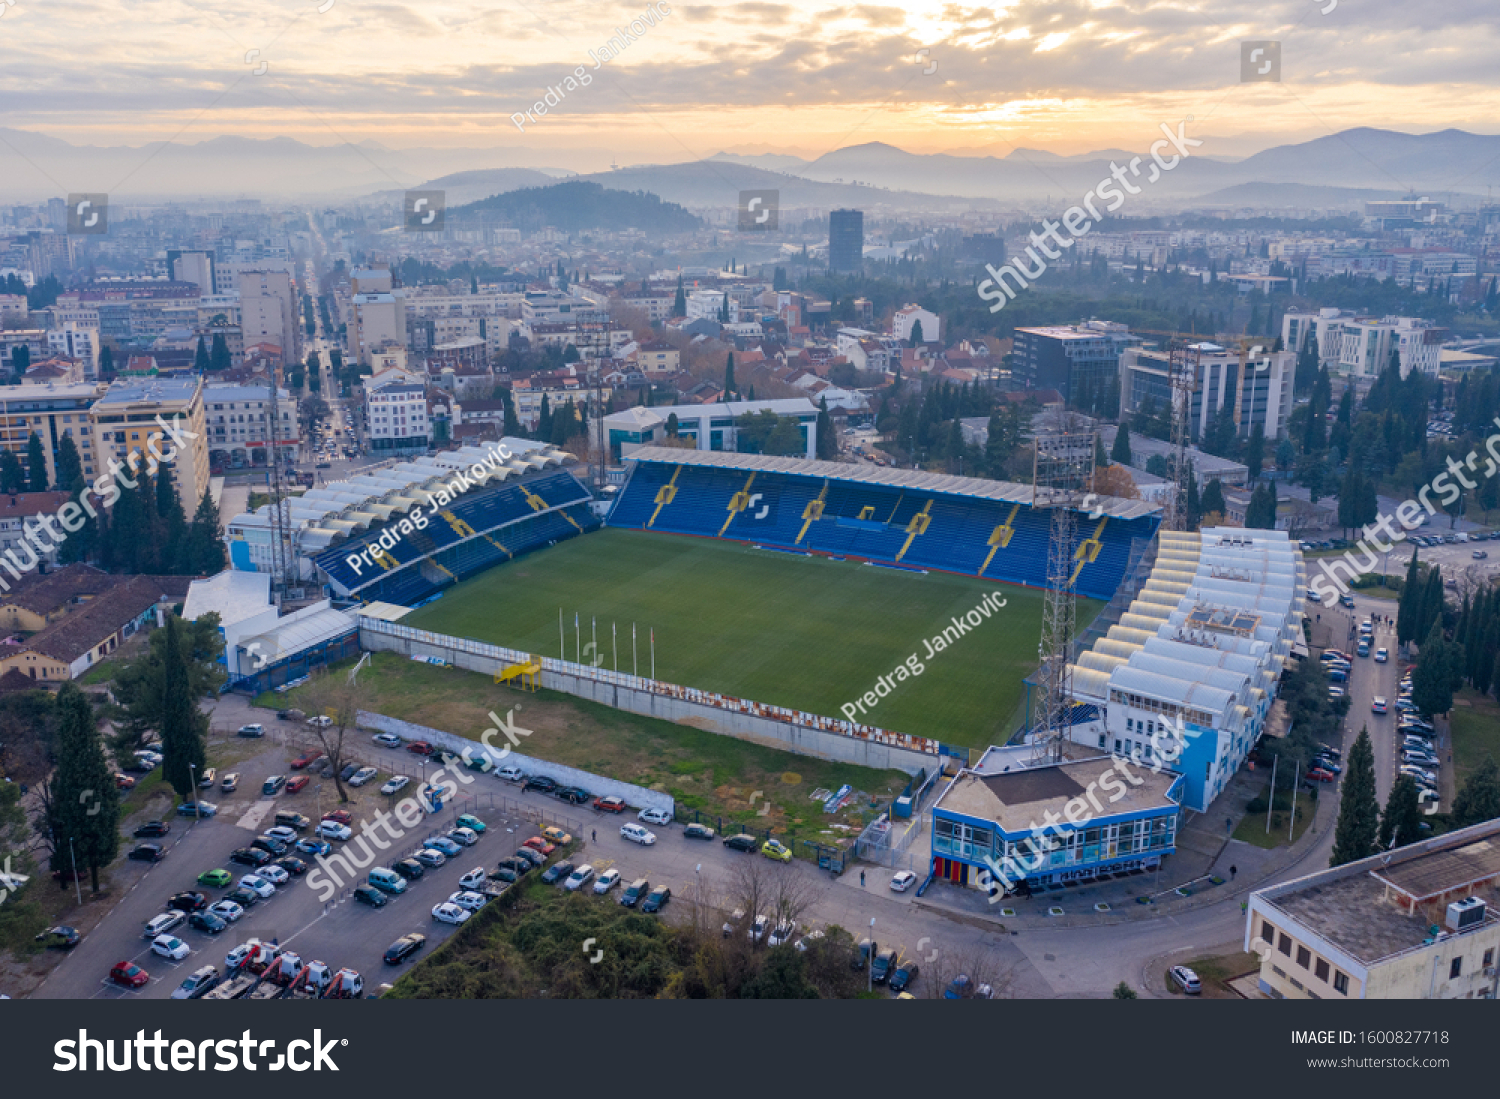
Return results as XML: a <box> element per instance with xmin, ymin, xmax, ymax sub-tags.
<box><xmin>1449</xmin><ymin>688</ymin><xmax>1500</xmax><ymax>789</ymax></box>
<box><xmin>400</xmin><ymin>528</ymin><xmax>1094</xmax><ymax>749</ymax></box>
<box><xmin>1170</xmin><ymin>951</ymin><xmax>1260</xmax><ymax>997</ymax></box>
<box><xmin>265</xmin><ymin>652</ymin><xmax>908</xmax><ymax>851</ymax></box>
<box><xmin>1232</xmin><ymin>789</ymin><xmax>1317</xmax><ymax>849</ymax></box>
<box><xmin>78</xmin><ymin>658</ymin><xmax>125</xmax><ymax>686</ymax></box>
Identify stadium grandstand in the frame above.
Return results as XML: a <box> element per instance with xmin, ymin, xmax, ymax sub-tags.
<box><xmin>226</xmin><ymin>440</ymin><xmax>597</xmax><ymax>606</ymax></box>
<box><xmin>606</xmin><ymin>447</ymin><xmax>1160</xmax><ymax>600</ymax></box>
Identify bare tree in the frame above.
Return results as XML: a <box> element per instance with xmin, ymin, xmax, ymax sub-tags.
<box><xmin>767</xmin><ymin>865</ymin><xmax>819</xmax><ymax>934</ymax></box>
<box><xmin>297</xmin><ymin>666</ymin><xmax>369</xmax><ymax>804</ymax></box>
<box><xmin>920</xmin><ymin>942</ymin><xmax>1017</xmax><ymax>1000</ymax></box>
<box><xmin>728</xmin><ymin>855</ymin><xmax>772</xmax><ymax>945</ymax></box>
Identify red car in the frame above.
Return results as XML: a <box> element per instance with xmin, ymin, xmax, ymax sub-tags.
<box><xmin>290</xmin><ymin>752</ymin><xmax>321</xmax><ymax>770</ymax></box>
<box><xmin>110</xmin><ymin>961</ymin><xmax>149</xmax><ymax>989</ymax></box>
<box><xmin>594</xmin><ymin>796</ymin><xmax>627</xmax><ymax>813</ymax></box>
<box><xmin>522</xmin><ymin>836</ymin><xmax>557</xmax><ymax>856</ymax></box>
<box><xmin>322</xmin><ymin>809</ymin><xmax>353</xmax><ymax>826</ymax></box>
<box><xmin>286</xmin><ymin>775</ymin><xmax>311</xmax><ymax>794</ymax></box>
<box><xmin>115</xmin><ymin>773</ymin><xmax>136</xmax><ymax>790</ymax></box>
<box><xmin>406</xmin><ymin>741</ymin><xmax>434</xmax><ymax>756</ymax></box>
<box><xmin>1307</xmin><ymin>768</ymin><xmax>1337</xmax><ymax>783</ymax></box>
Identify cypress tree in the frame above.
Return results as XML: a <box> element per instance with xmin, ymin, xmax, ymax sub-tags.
<box><xmin>1110</xmin><ymin>426</ymin><xmax>1132</xmax><ymax>466</ymax></box>
<box><xmin>46</xmin><ymin>683</ymin><xmax>120</xmax><ymax>893</ymax></box>
<box><xmin>725</xmin><ymin>352</ymin><xmax>736</xmax><ymax>397</ymax></box>
<box><xmin>209</xmin><ymin>332</ymin><xmax>231</xmax><ymax>372</ymax></box>
<box><xmin>26</xmin><ymin>431</ymin><xmax>47</xmax><ymax>491</ymax></box>
<box><xmin>1331</xmin><ymin>728</ymin><xmax>1379</xmax><ymax>867</ymax></box>
<box><xmin>1397</xmin><ymin>550</ymin><xmax>1422</xmax><ymax>644</ymax></box>
<box><xmin>186</xmin><ymin>489</ymin><xmax>226</xmax><ymax>575</ymax></box>
<box><xmin>194</xmin><ymin>336</ymin><xmax>210</xmax><ymax>374</ymax></box>
<box><xmin>158</xmin><ymin>616</ymin><xmax>208</xmax><ymax>800</ymax></box>
<box><xmin>1452</xmin><ymin>755</ymin><xmax>1500</xmax><ymax>827</ymax></box>
<box><xmin>0</xmin><ymin>449</ymin><xmax>23</xmax><ymax>494</ymax></box>
<box><xmin>1378</xmin><ymin>775</ymin><xmax>1423</xmax><ymax>850</ymax></box>
<box><xmin>156</xmin><ymin>465</ymin><xmax>188</xmax><ymax>573</ymax></box>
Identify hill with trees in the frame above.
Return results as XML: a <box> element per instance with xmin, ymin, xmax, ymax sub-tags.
<box><xmin>450</xmin><ymin>180</ymin><xmax>700</xmax><ymax>233</ymax></box>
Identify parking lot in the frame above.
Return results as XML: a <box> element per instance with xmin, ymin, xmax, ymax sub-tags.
<box><xmin>35</xmin><ymin>713</ymin><xmax>1034</xmax><ymax>999</ymax></box>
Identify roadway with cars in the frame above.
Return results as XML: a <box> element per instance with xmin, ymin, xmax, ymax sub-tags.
<box><xmin>34</xmin><ymin>712</ymin><xmax>1053</xmax><ymax>1000</ymax></box>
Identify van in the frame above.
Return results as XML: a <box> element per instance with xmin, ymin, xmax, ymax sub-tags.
<box><xmin>275</xmin><ymin>811</ymin><xmax>311</xmax><ymax>832</ymax></box>
<box><xmin>367</xmin><ymin>868</ymin><xmax>407</xmax><ymax>894</ymax></box>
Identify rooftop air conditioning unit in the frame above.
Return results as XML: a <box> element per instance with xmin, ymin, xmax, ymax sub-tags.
<box><xmin>1446</xmin><ymin>896</ymin><xmax>1487</xmax><ymax>932</ymax></box>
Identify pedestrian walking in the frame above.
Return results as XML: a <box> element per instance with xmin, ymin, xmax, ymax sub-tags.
<box><xmin>860</xmin><ymin>870</ymin><xmax>866</xmax><ymax>887</ymax></box>
<box><xmin>591</xmin><ymin>829</ymin><xmax>597</xmax><ymax>843</ymax></box>
<box><xmin>1230</xmin><ymin>865</ymin><xmax>1238</xmax><ymax>880</ymax></box>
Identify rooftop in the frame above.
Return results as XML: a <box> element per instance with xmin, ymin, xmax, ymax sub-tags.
<box><xmin>935</xmin><ymin>756</ymin><xmax>1180</xmax><ymax>835</ymax></box>
<box><xmin>97</xmin><ymin>377</ymin><xmax>201</xmax><ymax>406</ymax></box>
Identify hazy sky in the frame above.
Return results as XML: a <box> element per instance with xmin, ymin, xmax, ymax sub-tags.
<box><xmin>2</xmin><ymin>0</ymin><xmax>1496</xmax><ymax>167</ymax></box>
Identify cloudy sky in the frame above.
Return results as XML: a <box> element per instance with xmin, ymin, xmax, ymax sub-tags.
<box><xmin>2</xmin><ymin>0</ymin><xmax>1496</xmax><ymax>168</ymax></box>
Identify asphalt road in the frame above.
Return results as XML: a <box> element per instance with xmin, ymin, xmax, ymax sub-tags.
<box><xmin>33</xmin><ymin>712</ymin><xmax>1046</xmax><ymax>999</ymax></box>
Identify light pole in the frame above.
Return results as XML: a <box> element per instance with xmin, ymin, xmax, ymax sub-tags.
<box><xmin>868</xmin><ymin>917</ymin><xmax>876</xmax><ymax>994</ymax></box>
<box><xmin>188</xmin><ymin>763</ymin><xmax>200</xmax><ymax>820</ymax></box>
<box><xmin>68</xmin><ymin>835</ymin><xmax>82</xmax><ymax>906</ymax></box>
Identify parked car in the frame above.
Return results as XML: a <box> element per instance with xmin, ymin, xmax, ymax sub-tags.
<box><xmin>284</xmin><ymin>776</ymin><xmax>309</xmax><ymax>794</ymax></box>
<box><xmin>768</xmin><ymin>920</ymin><xmax>796</xmax><ymax>947</ymax></box>
<box><xmin>405</xmin><ymin>740</ymin><xmax>434</xmax><ymax>756</ymax></box>
<box><xmin>424</xmin><ymin>835</ymin><xmax>461</xmax><ymax>857</ymax></box>
<box><xmin>523</xmin><ymin>775</ymin><xmax>558</xmax><ymax>794</ymax></box>
<box><xmin>290</xmin><ymin>751</ymin><xmax>321</xmax><ymax>770</ymax></box>
<box><xmin>316</xmin><ymin>821</ymin><xmax>353</xmax><ymax>841</ymax></box>
<box><xmin>151</xmin><ymin>934</ymin><xmax>191</xmax><ymax>961</ymax></box>
<box><xmin>642</xmin><ymin>885</ymin><xmax>672</xmax><ymax>914</ymax></box>
<box><xmin>198</xmin><ymin>768</ymin><xmax>217</xmax><ymax>789</ymax></box>
<box><xmin>1306</xmin><ymin>768</ymin><xmax>1337</xmax><ymax>783</ymax></box>
<box><xmin>188</xmin><ymin>911</ymin><xmax>227</xmax><ymax>935</ymax></box>
<box><xmin>621</xmin><ymin>878</ymin><xmax>650</xmax><ymax>908</ymax></box>
<box><xmin>431</xmin><ymin>902</ymin><xmax>470</xmax><ymax>925</ymax></box>
<box><xmin>890</xmin><ymin>870</ymin><xmax>918</xmax><ymax>892</ymax></box>
<box><xmin>761</xmin><ymin>839</ymin><xmax>793</xmax><ymax>862</ymax></box>
<box><xmin>515</xmin><ymin>847</ymin><xmax>546</xmax><ymax>868</ymax></box>
<box><xmin>381</xmin><ymin>775</ymin><xmax>411</xmax><ymax>795</ymax></box>
<box><xmin>261</xmin><ymin>775</ymin><xmax>287</xmax><ymax>796</ymax></box>
<box><xmin>197</xmin><ymin>868</ymin><xmax>232</xmax><ymax>888</ymax></box>
<box><xmin>564</xmin><ymin>864</ymin><xmax>596</xmax><ymax>892</ymax></box>
<box><xmin>593</xmin><ymin>868</ymin><xmax>622</xmax><ymax>894</ymax></box>
<box><xmin>684</xmin><ymin>822</ymin><xmax>716</xmax><ymax>840</ymax></box>
<box><xmin>447</xmin><ymin>827</ymin><xmax>480</xmax><ymax>847</ymax></box>
<box><xmin>220</xmin><ymin>773</ymin><xmax>239</xmax><ymax>793</ymax></box>
<box><xmin>392</xmin><ymin>858</ymin><xmax>425</xmax><ymax>881</ymax></box>
<box><xmin>373</xmin><ymin>733</ymin><xmax>403</xmax><ymax>748</ymax></box>
<box><xmin>638</xmin><ymin>806</ymin><xmax>672</xmax><ymax>826</ymax></box>
<box><xmin>889</xmin><ymin>960</ymin><xmax>920</xmax><ymax>993</ymax></box>
<box><xmin>383</xmin><ymin>933</ymin><xmax>426</xmax><ymax>965</ymax></box>
<box><xmin>294</xmin><ymin>838</ymin><xmax>331</xmax><ymax>858</ymax></box>
<box><xmin>594</xmin><ymin>796</ymin><xmax>627</xmax><ymax>813</ymax></box>
<box><xmin>134</xmin><ymin>821</ymin><xmax>171</xmax><ymax>838</ymax></box>
<box><xmin>555</xmin><ymin>786</ymin><xmax>592</xmax><ymax>805</ymax></box>
<box><xmin>128</xmin><ymin>843</ymin><xmax>165</xmax><ymax>863</ymax></box>
<box><xmin>251</xmin><ymin>835</ymin><xmax>289</xmax><ymax>857</ymax></box>
<box><xmin>238</xmin><ymin>875</ymin><xmax>276</xmax><ymax>899</ymax></box>
<box><xmin>448</xmin><ymin>891</ymin><xmax>488</xmax><ymax>912</ymax></box>
<box><xmin>542</xmin><ymin>826</ymin><xmax>572</xmax><ymax>847</ymax></box>
<box><xmin>348</xmin><ymin>767</ymin><xmax>379</xmax><ymax>788</ymax></box>
<box><xmin>110</xmin><ymin>960</ymin><xmax>150</xmax><ymax>989</ymax></box>
<box><xmin>176</xmin><ymin>800</ymin><xmax>218</xmax><ymax>818</ymax></box>
<box><xmin>749</xmin><ymin>914</ymin><xmax>770</xmax><ymax>943</ymax></box>
<box><xmin>723</xmin><ymin>834</ymin><xmax>758</xmax><ymax>853</ymax></box>
<box><xmin>871</xmin><ymin>949</ymin><xmax>897</xmax><ymax>984</ymax></box>
<box><xmin>496</xmin><ymin>765</ymin><xmax>525</xmax><ymax>783</ymax></box>
<box><xmin>620</xmin><ymin>823</ymin><xmax>656</xmax><ymax>846</ymax></box>
<box><xmin>236</xmin><ymin>724</ymin><xmax>264</xmax><ymax>738</ymax></box>
<box><xmin>541</xmin><ymin>861</ymin><xmax>575</xmax><ymax>885</ymax></box>
<box><xmin>353</xmin><ymin>885</ymin><xmax>387</xmax><ymax>908</ymax></box>
<box><xmin>143</xmin><ymin>911</ymin><xmax>187</xmax><ymax>939</ymax></box>
<box><xmin>414</xmin><ymin>848</ymin><xmax>446</xmax><ymax>868</ymax></box>
<box><xmin>455</xmin><ymin>813</ymin><xmax>486</xmax><ymax>834</ymax></box>
<box><xmin>166</xmin><ymin>891</ymin><xmax>207</xmax><ymax>913</ymax></box>
<box><xmin>1169</xmin><ymin>965</ymin><xmax>1202</xmax><ymax>994</ymax></box>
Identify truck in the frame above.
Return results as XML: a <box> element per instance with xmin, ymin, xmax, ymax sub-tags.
<box><xmin>244</xmin><ymin>980</ymin><xmax>285</xmax><ymax>1000</ymax></box>
<box><xmin>322</xmin><ymin>967</ymin><xmax>363</xmax><ymax>999</ymax></box>
<box><xmin>264</xmin><ymin>951</ymin><xmax>303</xmax><ymax>988</ymax></box>
<box><xmin>285</xmin><ymin>961</ymin><xmax>333</xmax><ymax>1000</ymax></box>
<box><xmin>475</xmin><ymin>878</ymin><xmax>510</xmax><ymax>899</ymax></box>
<box><xmin>201</xmin><ymin>972</ymin><xmax>259</xmax><ymax>1000</ymax></box>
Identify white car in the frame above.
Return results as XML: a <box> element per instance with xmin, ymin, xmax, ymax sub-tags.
<box><xmin>307</xmin><ymin>715</ymin><xmax>333</xmax><ymax>728</ymax></box>
<box><xmin>238</xmin><ymin>875</ymin><xmax>276</xmax><ymax>899</ymax></box>
<box><xmin>431</xmin><ymin>902</ymin><xmax>471</xmax><ymax>925</ymax></box>
<box><xmin>890</xmin><ymin>871</ymin><xmax>918</xmax><ymax>893</ymax></box>
<box><xmin>448</xmin><ymin>826</ymin><xmax>480</xmax><ymax>846</ymax></box>
<box><xmin>265</xmin><ymin>826</ymin><xmax>299</xmax><ymax>844</ymax></box>
<box><xmin>208</xmin><ymin>900</ymin><xmax>244</xmax><ymax>923</ymax></box>
<box><xmin>593</xmin><ymin>868</ymin><xmax>621</xmax><ymax>895</ymax></box>
<box><xmin>564</xmin><ymin>864</ymin><xmax>595</xmax><ymax>892</ymax></box>
<box><xmin>224</xmin><ymin>940</ymin><xmax>265</xmax><ymax>970</ymax></box>
<box><xmin>152</xmin><ymin>934</ymin><xmax>191</xmax><ymax>961</ymax></box>
<box><xmin>257</xmin><ymin>865</ymin><xmax>289</xmax><ymax>886</ymax></box>
<box><xmin>637</xmin><ymin>806</ymin><xmax>672</xmax><ymax>826</ymax></box>
<box><xmin>496</xmin><ymin>765</ymin><xmax>525</xmax><ymax>783</ymax></box>
<box><xmin>381</xmin><ymin>776</ymin><xmax>411</xmax><ymax>795</ymax></box>
<box><xmin>316</xmin><ymin>821</ymin><xmax>353</xmax><ymax>841</ymax></box>
<box><xmin>348</xmin><ymin>767</ymin><xmax>379</xmax><ymax>788</ymax></box>
<box><xmin>620</xmin><ymin>823</ymin><xmax>656</xmax><ymax>846</ymax></box>
<box><xmin>448</xmin><ymin>890</ymin><xmax>489</xmax><ymax>912</ymax></box>
<box><xmin>373</xmin><ymin>733</ymin><xmax>403</xmax><ymax>748</ymax></box>
<box><xmin>458</xmin><ymin>867</ymin><xmax>488</xmax><ymax>891</ymax></box>
<box><xmin>768</xmin><ymin>921</ymin><xmax>797</xmax><ymax>947</ymax></box>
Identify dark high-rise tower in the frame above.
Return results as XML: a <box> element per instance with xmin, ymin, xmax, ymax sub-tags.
<box><xmin>828</xmin><ymin>209</ymin><xmax>864</xmax><ymax>273</ymax></box>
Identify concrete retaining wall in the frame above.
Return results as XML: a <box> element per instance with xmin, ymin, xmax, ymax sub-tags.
<box><xmin>357</xmin><ymin>710</ymin><xmax>675</xmax><ymax>815</ymax></box>
<box><xmin>361</xmin><ymin>624</ymin><xmax>936</xmax><ymax>775</ymax></box>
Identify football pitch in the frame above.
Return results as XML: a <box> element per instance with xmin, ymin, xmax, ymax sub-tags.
<box><xmin>402</xmin><ymin>529</ymin><xmax>1103</xmax><ymax>748</ymax></box>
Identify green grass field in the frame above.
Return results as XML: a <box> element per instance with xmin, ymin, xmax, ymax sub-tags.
<box><xmin>402</xmin><ymin>529</ymin><xmax>1100</xmax><ymax>749</ymax></box>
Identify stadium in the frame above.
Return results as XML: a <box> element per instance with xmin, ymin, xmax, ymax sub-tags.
<box><xmin>261</xmin><ymin>440</ymin><xmax>1160</xmax><ymax>751</ymax></box>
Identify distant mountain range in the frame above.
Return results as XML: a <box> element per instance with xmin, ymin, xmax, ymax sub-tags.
<box><xmin>1</xmin><ymin>126</ymin><xmax>1497</xmax><ymax>210</ymax></box>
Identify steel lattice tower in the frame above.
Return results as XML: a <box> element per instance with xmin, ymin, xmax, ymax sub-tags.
<box><xmin>1031</xmin><ymin>417</ymin><xmax>1096</xmax><ymax>765</ymax></box>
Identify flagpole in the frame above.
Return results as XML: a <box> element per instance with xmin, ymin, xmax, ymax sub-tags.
<box><xmin>575</xmin><ymin>613</ymin><xmax>580</xmax><ymax>664</ymax></box>
<box><xmin>559</xmin><ymin>607</ymin><xmax>564</xmax><ymax>661</ymax></box>
<box><xmin>612</xmin><ymin>622</ymin><xmax>617</xmax><ymax>672</ymax></box>
<box><xmin>650</xmin><ymin>627</ymin><xmax>655</xmax><ymax>680</ymax></box>
<box><xmin>632</xmin><ymin>622</ymin><xmax>638</xmax><ymax>677</ymax></box>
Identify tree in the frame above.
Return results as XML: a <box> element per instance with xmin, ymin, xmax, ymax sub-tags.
<box><xmin>1112</xmin><ymin>981</ymin><xmax>1138</xmax><ymax>999</ymax></box>
<box><xmin>725</xmin><ymin>352</ymin><xmax>736</xmax><ymax>397</ymax></box>
<box><xmin>1397</xmin><ymin>550</ymin><xmax>1423</xmax><ymax>645</ymax></box>
<box><xmin>815</xmin><ymin>397</ymin><xmax>836</xmax><ymax>460</ymax></box>
<box><xmin>185</xmin><ymin>489</ymin><xmax>227</xmax><ymax>575</ymax></box>
<box><xmin>739</xmin><ymin>949</ymin><xmax>819</xmax><ymax>998</ymax></box>
<box><xmin>1110</xmin><ymin>427</ymin><xmax>1132</xmax><ymax>466</ymax></box>
<box><xmin>985</xmin><ymin>412</ymin><xmax>1010</xmax><ymax>475</ymax></box>
<box><xmin>99</xmin><ymin>344</ymin><xmax>114</xmax><ymax>377</ymax></box>
<box><xmin>1145</xmin><ymin>454</ymin><xmax>1168</xmax><ymax>478</ymax></box>
<box><xmin>299</xmin><ymin>668</ymin><xmax>371</xmax><ymax>804</ymax></box>
<box><xmin>56</xmin><ymin>436</ymin><xmax>94</xmax><ymax>564</ymax></box>
<box><xmin>1200</xmin><ymin>478</ymin><xmax>1226</xmax><ymax>520</ymax></box>
<box><xmin>156</xmin><ymin>465</ymin><xmax>188</xmax><ymax>572</ymax></box>
<box><xmin>1330</xmin><ymin>728</ymin><xmax>1379</xmax><ymax>867</ymax></box>
<box><xmin>665</xmin><ymin>412</ymin><xmax>680</xmax><ymax>439</ymax></box>
<box><xmin>11</xmin><ymin>344</ymin><xmax>30</xmax><ymax>379</ymax></box>
<box><xmin>194</xmin><ymin>336</ymin><xmax>210</xmax><ymax>374</ymax></box>
<box><xmin>209</xmin><ymin>332</ymin><xmax>231</xmax><ymax>372</ymax></box>
<box><xmin>1412</xmin><ymin>619</ymin><xmax>1460</xmax><ymax>717</ymax></box>
<box><xmin>1092</xmin><ymin>463</ymin><xmax>1141</xmax><ymax>500</ymax></box>
<box><xmin>1452</xmin><ymin>756</ymin><xmax>1500</xmax><ymax>827</ymax></box>
<box><xmin>1378</xmin><ymin>775</ymin><xmax>1423</xmax><ymax>850</ymax></box>
<box><xmin>45</xmin><ymin>683</ymin><xmax>119</xmax><ymax>893</ymax></box>
<box><xmin>1245</xmin><ymin>482</ymin><xmax>1277</xmax><ymax>529</ymax></box>
<box><xmin>538</xmin><ymin>394</ymin><xmax>553</xmax><ymax>442</ymax></box>
<box><xmin>158</xmin><ymin>616</ymin><xmax>209</xmax><ymax>799</ymax></box>
<box><xmin>0</xmin><ymin>449</ymin><xmax>24</xmax><ymax>495</ymax></box>
<box><xmin>908</xmin><ymin>319</ymin><xmax>924</xmax><ymax>347</ymax></box>
<box><xmin>25</xmin><ymin>431</ymin><xmax>46</xmax><ymax>491</ymax></box>
<box><xmin>1246</xmin><ymin>422</ymin><xmax>1264</xmax><ymax>481</ymax></box>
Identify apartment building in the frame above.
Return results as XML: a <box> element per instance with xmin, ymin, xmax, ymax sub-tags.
<box><xmin>238</xmin><ymin>270</ymin><xmax>299</xmax><ymax>368</ymax></box>
<box><xmin>90</xmin><ymin>376</ymin><xmax>211</xmax><ymax>509</ymax></box>
<box><xmin>45</xmin><ymin>323</ymin><xmax>100</xmax><ymax>377</ymax></box>
<box><xmin>203</xmin><ymin>383</ymin><xmax>299</xmax><ymax>470</ymax></box>
<box><xmin>1337</xmin><ymin>316</ymin><xmax>1446</xmax><ymax>378</ymax></box>
<box><xmin>1119</xmin><ymin>342</ymin><xmax>1295</xmax><ymax>440</ymax></box>
<box><xmin>632</xmin><ymin>340</ymin><xmax>680</xmax><ymax>375</ymax></box>
<box><xmin>365</xmin><ymin>368</ymin><xmax>430</xmax><ymax>455</ymax></box>
<box><xmin>0</xmin><ymin>491</ymin><xmax>73</xmax><ymax>569</ymax></box>
<box><xmin>892</xmin><ymin>304</ymin><xmax>941</xmax><ymax>344</ymax></box>
<box><xmin>1013</xmin><ymin>322</ymin><xmax>1135</xmax><ymax>410</ymax></box>
<box><xmin>1246</xmin><ymin>820</ymin><xmax>1500</xmax><ymax>999</ymax></box>
<box><xmin>0</xmin><ymin>382</ymin><xmax>106</xmax><ymax>487</ymax></box>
